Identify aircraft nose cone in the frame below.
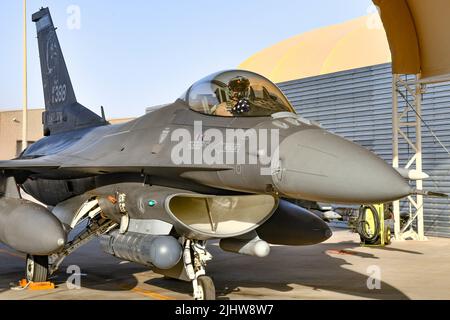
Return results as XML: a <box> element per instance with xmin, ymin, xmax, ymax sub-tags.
<box><xmin>272</xmin><ymin>129</ymin><xmax>412</xmax><ymax>204</ymax></box>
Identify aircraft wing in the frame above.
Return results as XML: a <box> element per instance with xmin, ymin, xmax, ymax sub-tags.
<box><xmin>0</xmin><ymin>159</ymin><xmax>61</xmax><ymax>171</ymax></box>
<box><xmin>0</xmin><ymin>158</ymin><xmax>233</xmax><ymax>176</ymax></box>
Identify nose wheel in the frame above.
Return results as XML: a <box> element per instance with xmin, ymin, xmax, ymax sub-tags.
<box><xmin>183</xmin><ymin>239</ymin><xmax>215</xmax><ymax>300</ymax></box>
<box><xmin>196</xmin><ymin>275</ymin><xmax>216</xmax><ymax>300</ymax></box>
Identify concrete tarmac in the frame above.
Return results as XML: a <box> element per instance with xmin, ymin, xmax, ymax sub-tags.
<box><xmin>0</xmin><ymin>229</ymin><xmax>449</xmax><ymax>300</ymax></box>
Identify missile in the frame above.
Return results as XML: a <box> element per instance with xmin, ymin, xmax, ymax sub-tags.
<box><xmin>322</xmin><ymin>210</ymin><xmax>343</xmax><ymax>220</ymax></box>
<box><xmin>220</xmin><ymin>235</ymin><xmax>270</xmax><ymax>258</ymax></box>
<box><xmin>0</xmin><ymin>198</ymin><xmax>66</xmax><ymax>255</ymax></box>
<box><xmin>310</xmin><ymin>209</ymin><xmax>342</xmax><ymax>221</ymax></box>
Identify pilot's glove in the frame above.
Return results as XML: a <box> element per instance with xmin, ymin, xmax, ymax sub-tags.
<box><xmin>232</xmin><ymin>99</ymin><xmax>250</xmax><ymax>114</ymax></box>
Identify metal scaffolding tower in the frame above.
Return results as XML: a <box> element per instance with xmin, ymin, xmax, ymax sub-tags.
<box><xmin>392</xmin><ymin>74</ymin><xmax>427</xmax><ymax>241</ymax></box>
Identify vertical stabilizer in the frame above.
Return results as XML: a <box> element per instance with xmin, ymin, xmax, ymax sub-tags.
<box><xmin>32</xmin><ymin>8</ymin><xmax>106</xmax><ymax>136</ymax></box>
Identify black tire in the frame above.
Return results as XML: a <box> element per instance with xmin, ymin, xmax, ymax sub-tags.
<box><xmin>384</xmin><ymin>225</ymin><xmax>392</xmax><ymax>245</ymax></box>
<box><xmin>26</xmin><ymin>255</ymin><xmax>49</xmax><ymax>282</ymax></box>
<box><xmin>197</xmin><ymin>276</ymin><xmax>216</xmax><ymax>300</ymax></box>
<box><xmin>357</xmin><ymin>205</ymin><xmax>380</xmax><ymax>244</ymax></box>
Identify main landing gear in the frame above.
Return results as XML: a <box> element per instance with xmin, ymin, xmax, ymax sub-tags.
<box><xmin>26</xmin><ymin>255</ymin><xmax>49</xmax><ymax>283</ymax></box>
<box><xmin>183</xmin><ymin>239</ymin><xmax>216</xmax><ymax>300</ymax></box>
<box><xmin>24</xmin><ymin>199</ymin><xmax>117</xmax><ymax>283</ymax></box>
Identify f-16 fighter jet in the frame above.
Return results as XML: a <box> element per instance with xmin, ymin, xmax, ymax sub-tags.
<box><xmin>0</xmin><ymin>8</ymin><xmax>417</xmax><ymax>299</ymax></box>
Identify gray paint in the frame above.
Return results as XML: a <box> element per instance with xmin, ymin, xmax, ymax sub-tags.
<box><xmin>127</xmin><ymin>219</ymin><xmax>173</xmax><ymax>235</ymax></box>
<box><xmin>278</xmin><ymin>63</ymin><xmax>450</xmax><ymax>238</ymax></box>
<box><xmin>99</xmin><ymin>230</ymin><xmax>182</xmax><ymax>270</ymax></box>
<box><xmin>0</xmin><ymin>198</ymin><xmax>66</xmax><ymax>254</ymax></box>
<box><xmin>220</xmin><ymin>234</ymin><xmax>271</xmax><ymax>258</ymax></box>
<box><xmin>272</xmin><ymin>128</ymin><xmax>412</xmax><ymax>203</ymax></box>
<box><xmin>256</xmin><ymin>199</ymin><xmax>332</xmax><ymax>245</ymax></box>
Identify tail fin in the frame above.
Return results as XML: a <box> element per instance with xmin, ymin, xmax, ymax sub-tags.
<box><xmin>32</xmin><ymin>8</ymin><xmax>106</xmax><ymax>136</ymax></box>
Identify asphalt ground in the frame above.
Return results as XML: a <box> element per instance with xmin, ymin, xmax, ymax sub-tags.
<box><xmin>1</xmin><ymin>229</ymin><xmax>449</xmax><ymax>300</ymax></box>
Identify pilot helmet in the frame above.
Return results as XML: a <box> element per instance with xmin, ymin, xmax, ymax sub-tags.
<box><xmin>228</xmin><ymin>76</ymin><xmax>251</xmax><ymax>94</ymax></box>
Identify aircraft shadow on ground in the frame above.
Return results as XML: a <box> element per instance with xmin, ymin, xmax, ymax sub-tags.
<box><xmin>142</xmin><ymin>240</ymin><xmax>413</xmax><ymax>300</ymax></box>
<box><xmin>210</xmin><ymin>243</ymin><xmax>410</xmax><ymax>300</ymax></box>
<box><xmin>0</xmin><ymin>246</ymin><xmax>26</xmax><ymax>294</ymax></box>
<box><xmin>56</xmin><ymin>260</ymin><xmax>149</xmax><ymax>292</ymax></box>
<box><xmin>0</xmin><ymin>238</ymin><xmax>419</xmax><ymax>299</ymax></box>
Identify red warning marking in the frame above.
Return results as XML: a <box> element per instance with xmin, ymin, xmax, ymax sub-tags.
<box><xmin>326</xmin><ymin>249</ymin><xmax>358</xmax><ymax>256</ymax></box>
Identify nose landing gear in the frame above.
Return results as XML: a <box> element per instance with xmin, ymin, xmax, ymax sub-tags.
<box><xmin>183</xmin><ymin>239</ymin><xmax>215</xmax><ymax>300</ymax></box>
<box><xmin>196</xmin><ymin>275</ymin><xmax>216</xmax><ymax>300</ymax></box>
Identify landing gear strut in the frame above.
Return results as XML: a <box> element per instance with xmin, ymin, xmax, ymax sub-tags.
<box><xmin>23</xmin><ymin>199</ymin><xmax>116</xmax><ymax>284</ymax></box>
<box><xmin>48</xmin><ymin>217</ymin><xmax>117</xmax><ymax>275</ymax></box>
<box><xmin>183</xmin><ymin>239</ymin><xmax>215</xmax><ymax>300</ymax></box>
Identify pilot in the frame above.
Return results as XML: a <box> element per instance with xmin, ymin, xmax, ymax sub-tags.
<box><xmin>213</xmin><ymin>76</ymin><xmax>251</xmax><ymax>117</ymax></box>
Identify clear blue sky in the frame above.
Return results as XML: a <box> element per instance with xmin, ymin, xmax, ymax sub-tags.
<box><xmin>0</xmin><ymin>0</ymin><xmax>373</xmax><ymax>118</ymax></box>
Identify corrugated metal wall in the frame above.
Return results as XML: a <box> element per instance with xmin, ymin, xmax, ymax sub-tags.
<box><xmin>278</xmin><ymin>63</ymin><xmax>450</xmax><ymax>238</ymax></box>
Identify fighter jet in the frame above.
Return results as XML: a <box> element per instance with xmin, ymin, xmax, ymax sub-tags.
<box><xmin>0</xmin><ymin>8</ymin><xmax>416</xmax><ymax>299</ymax></box>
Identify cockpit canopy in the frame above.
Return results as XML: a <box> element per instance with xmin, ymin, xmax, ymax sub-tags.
<box><xmin>181</xmin><ymin>70</ymin><xmax>296</xmax><ymax>117</ymax></box>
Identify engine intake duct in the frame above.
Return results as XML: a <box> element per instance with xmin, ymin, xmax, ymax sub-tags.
<box><xmin>99</xmin><ymin>230</ymin><xmax>182</xmax><ymax>270</ymax></box>
<box><xmin>166</xmin><ymin>194</ymin><xmax>278</xmax><ymax>239</ymax></box>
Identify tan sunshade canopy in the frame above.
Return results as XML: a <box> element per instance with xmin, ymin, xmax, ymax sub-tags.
<box><xmin>374</xmin><ymin>0</ymin><xmax>450</xmax><ymax>82</ymax></box>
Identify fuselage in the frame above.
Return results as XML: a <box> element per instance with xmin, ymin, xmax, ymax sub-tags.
<box><xmin>20</xmin><ymin>99</ymin><xmax>412</xmax><ymax>207</ymax></box>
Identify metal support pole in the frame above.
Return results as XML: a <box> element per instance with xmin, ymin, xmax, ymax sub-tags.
<box><xmin>392</xmin><ymin>74</ymin><xmax>401</xmax><ymax>240</ymax></box>
<box><xmin>415</xmin><ymin>77</ymin><xmax>425</xmax><ymax>241</ymax></box>
<box><xmin>22</xmin><ymin>0</ymin><xmax>28</xmax><ymax>152</ymax></box>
